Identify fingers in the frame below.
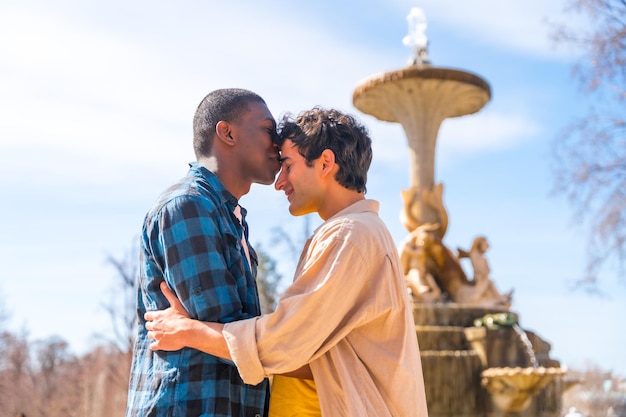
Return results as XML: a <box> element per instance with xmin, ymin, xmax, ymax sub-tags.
<box><xmin>160</xmin><ymin>281</ymin><xmax>177</xmax><ymax>305</ymax></box>
<box><xmin>148</xmin><ymin>336</ymin><xmax>160</xmax><ymax>351</ymax></box>
<box><xmin>145</xmin><ymin>311</ymin><xmax>154</xmax><ymax>321</ymax></box>
<box><xmin>160</xmin><ymin>281</ymin><xmax>190</xmax><ymax>317</ymax></box>
<box><xmin>144</xmin><ymin>309</ymin><xmax>162</xmax><ymax>322</ymax></box>
<box><xmin>145</xmin><ymin>318</ymin><xmax>157</xmax><ymax>331</ymax></box>
<box><xmin>142</xmin><ymin>281</ymin><xmax>189</xmax><ymax>353</ymax></box>
<box><xmin>145</xmin><ymin>320</ymin><xmax>159</xmax><ymax>338</ymax></box>
<box><xmin>146</xmin><ymin>328</ymin><xmax>181</xmax><ymax>352</ymax></box>
<box><xmin>146</xmin><ymin>326</ymin><xmax>165</xmax><ymax>351</ymax></box>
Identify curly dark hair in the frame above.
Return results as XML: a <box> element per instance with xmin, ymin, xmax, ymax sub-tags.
<box><xmin>276</xmin><ymin>107</ymin><xmax>372</xmax><ymax>193</ymax></box>
<box><xmin>192</xmin><ymin>88</ymin><xmax>267</xmax><ymax>158</ymax></box>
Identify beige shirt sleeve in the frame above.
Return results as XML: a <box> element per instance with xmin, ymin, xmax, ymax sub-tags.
<box><xmin>222</xmin><ymin>317</ymin><xmax>265</xmax><ymax>383</ymax></box>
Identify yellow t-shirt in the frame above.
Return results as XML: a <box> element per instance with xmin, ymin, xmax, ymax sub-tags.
<box><xmin>269</xmin><ymin>375</ymin><xmax>321</xmax><ymax>417</ymax></box>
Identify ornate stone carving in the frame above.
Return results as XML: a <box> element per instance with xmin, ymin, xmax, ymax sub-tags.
<box><xmin>399</xmin><ymin>227</ymin><xmax>512</xmax><ymax>308</ymax></box>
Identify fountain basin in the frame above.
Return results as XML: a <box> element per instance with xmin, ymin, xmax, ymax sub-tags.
<box><xmin>481</xmin><ymin>366</ymin><xmax>565</xmax><ymax>412</ymax></box>
<box><xmin>353</xmin><ymin>66</ymin><xmax>491</xmax><ymax>122</ymax></box>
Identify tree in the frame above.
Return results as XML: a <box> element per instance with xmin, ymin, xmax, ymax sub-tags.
<box><xmin>0</xmin><ymin>330</ymin><xmax>35</xmax><ymax>417</ymax></box>
<box><xmin>261</xmin><ymin>217</ymin><xmax>314</xmax><ymax>311</ymax></box>
<box><xmin>79</xmin><ymin>345</ymin><xmax>131</xmax><ymax>417</ymax></box>
<box><xmin>551</xmin><ymin>0</ymin><xmax>626</xmax><ymax>288</ymax></box>
<box><xmin>33</xmin><ymin>336</ymin><xmax>82</xmax><ymax>417</ymax></box>
<box><xmin>255</xmin><ymin>244</ymin><xmax>283</xmax><ymax>313</ymax></box>
<box><xmin>563</xmin><ymin>362</ymin><xmax>626</xmax><ymax>417</ymax></box>
<box><xmin>101</xmin><ymin>244</ymin><xmax>138</xmax><ymax>357</ymax></box>
<box><xmin>97</xmin><ymin>242</ymin><xmax>139</xmax><ymax>407</ymax></box>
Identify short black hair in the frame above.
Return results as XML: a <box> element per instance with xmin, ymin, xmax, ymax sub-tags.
<box><xmin>192</xmin><ymin>88</ymin><xmax>267</xmax><ymax>158</ymax></box>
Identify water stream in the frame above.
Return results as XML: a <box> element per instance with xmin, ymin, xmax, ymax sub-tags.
<box><xmin>512</xmin><ymin>324</ymin><xmax>539</xmax><ymax>368</ymax></box>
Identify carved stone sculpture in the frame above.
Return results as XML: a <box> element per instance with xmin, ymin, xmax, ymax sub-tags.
<box><xmin>458</xmin><ymin>237</ymin><xmax>513</xmax><ymax>308</ymax></box>
<box><xmin>399</xmin><ymin>228</ymin><xmax>512</xmax><ymax>308</ymax></box>
<box><xmin>399</xmin><ymin>223</ymin><xmax>443</xmax><ymax>302</ymax></box>
<box><xmin>400</xmin><ymin>183</ymin><xmax>448</xmax><ymax>237</ymax></box>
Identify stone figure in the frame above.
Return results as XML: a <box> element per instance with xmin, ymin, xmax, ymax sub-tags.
<box><xmin>399</xmin><ymin>223</ymin><xmax>443</xmax><ymax>303</ymax></box>
<box><xmin>399</xmin><ymin>228</ymin><xmax>512</xmax><ymax>308</ymax></box>
<box><xmin>458</xmin><ymin>236</ymin><xmax>513</xmax><ymax>309</ymax></box>
<box><xmin>400</xmin><ymin>183</ymin><xmax>448</xmax><ymax>238</ymax></box>
<box><xmin>399</xmin><ymin>221</ymin><xmax>470</xmax><ymax>303</ymax></box>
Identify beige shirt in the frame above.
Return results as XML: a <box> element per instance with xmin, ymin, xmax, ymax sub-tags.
<box><xmin>224</xmin><ymin>200</ymin><xmax>429</xmax><ymax>417</ymax></box>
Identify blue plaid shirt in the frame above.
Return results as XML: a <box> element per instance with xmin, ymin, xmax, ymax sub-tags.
<box><xmin>126</xmin><ymin>162</ymin><xmax>269</xmax><ymax>417</ymax></box>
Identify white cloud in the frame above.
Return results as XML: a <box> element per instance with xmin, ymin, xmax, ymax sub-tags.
<box><xmin>0</xmin><ymin>0</ymin><xmax>403</xmax><ymax>183</ymax></box>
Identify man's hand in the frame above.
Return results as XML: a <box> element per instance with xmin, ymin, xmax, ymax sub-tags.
<box><xmin>145</xmin><ymin>281</ymin><xmax>192</xmax><ymax>351</ymax></box>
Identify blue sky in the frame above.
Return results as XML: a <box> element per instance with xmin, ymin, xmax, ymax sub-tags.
<box><xmin>1</xmin><ymin>0</ymin><xmax>624</xmax><ymax>376</ymax></box>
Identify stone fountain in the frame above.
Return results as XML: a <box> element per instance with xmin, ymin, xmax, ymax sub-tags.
<box><xmin>352</xmin><ymin>8</ymin><xmax>568</xmax><ymax>417</ymax></box>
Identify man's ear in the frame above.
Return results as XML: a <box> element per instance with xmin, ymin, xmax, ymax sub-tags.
<box><xmin>215</xmin><ymin>121</ymin><xmax>235</xmax><ymax>146</ymax></box>
<box><xmin>319</xmin><ymin>149</ymin><xmax>336</xmax><ymax>177</ymax></box>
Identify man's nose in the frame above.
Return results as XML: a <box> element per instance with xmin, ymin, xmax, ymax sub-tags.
<box><xmin>274</xmin><ymin>168</ymin><xmax>286</xmax><ymax>190</ymax></box>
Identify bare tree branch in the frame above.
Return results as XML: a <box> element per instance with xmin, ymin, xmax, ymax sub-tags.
<box><xmin>551</xmin><ymin>0</ymin><xmax>626</xmax><ymax>288</ymax></box>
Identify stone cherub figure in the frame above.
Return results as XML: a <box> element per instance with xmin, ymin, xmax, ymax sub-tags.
<box><xmin>399</xmin><ymin>226</ymin><xmax>512</xmax><ymax>309</ymax></box>
<box><xmin>457</xmin><ymin>236</ymin><xmax>513</xmax><ymax>308</ymax></box>
<box><xmin>399</xmin><ymin>223</ymin><xmax>443</xmax><ymax>303</ymax></box>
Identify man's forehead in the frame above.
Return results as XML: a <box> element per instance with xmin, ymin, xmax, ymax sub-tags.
<box><xmin>244</xmin><ymin>101</ymin><xmax>274</xmax><ymax>123</ymax></box>
<box><xmin>279</xmin><ymin>139</ymin><xmax>298</xmax><ymax>153</ymax></box>
<box><xmin>277</xmin><ymin>140</ymin><xmax>300</xmax><ymax>164</ymax></box>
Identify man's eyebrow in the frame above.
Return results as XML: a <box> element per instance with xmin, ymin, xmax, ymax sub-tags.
<box><xmin>278</xmin><ymin>156</ymin><xmax>290</xmax><ymax>164</ymax></box>
<box><xmin>264</xmin><ymin>117</ymin><xmax>277</xmax><ymax>129</ymax></box>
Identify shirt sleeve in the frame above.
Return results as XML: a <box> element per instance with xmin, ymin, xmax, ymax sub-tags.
<box><xmin>154</xmin><ymin>194</ymin><xmax>255</xmax><ymax>323</ymax></box>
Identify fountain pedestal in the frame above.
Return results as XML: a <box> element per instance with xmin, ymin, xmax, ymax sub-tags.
<box><xmin>415</xmin><ymin>304</ymin><xmax>566</xmax><ymax>417</ymax></box>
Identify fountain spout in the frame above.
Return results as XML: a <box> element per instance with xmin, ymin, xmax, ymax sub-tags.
<box><xmin>402</xmin><ymin>7</ymin><xmax>430</xmax><ymax>66</ymax></box>
<box><xmin>512</xmin><ymin>323</ymin><xmax>539</xmax><ymax>368</ymax></box>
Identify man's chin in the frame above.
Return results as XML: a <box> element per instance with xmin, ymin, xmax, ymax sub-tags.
<box><xmin>288</xmin><ymin>206</ymin><xmax>313</xmax><ymax>217</ymax></box>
